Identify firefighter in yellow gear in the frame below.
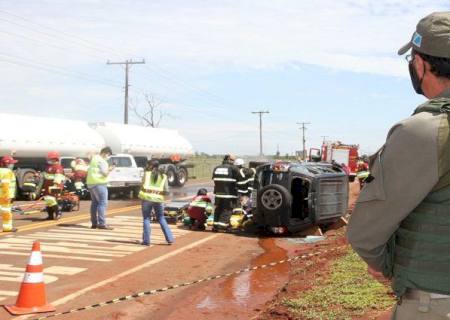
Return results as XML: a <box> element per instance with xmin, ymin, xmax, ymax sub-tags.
<box><xmin>0</xmin><ymin>156</ymin><xmax>18</xmax><ymax>232</ymax></box>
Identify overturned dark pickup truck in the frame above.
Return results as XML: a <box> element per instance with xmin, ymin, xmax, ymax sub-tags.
<box><xmin>251</xmin><ymin>161</ymin><xmax>348</xmax><ymax>234</ymax></box>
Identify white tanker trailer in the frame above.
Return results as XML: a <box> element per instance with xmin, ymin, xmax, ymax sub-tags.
<box><xmin>0</xmin><ymin>113</ymin><xmax>195</xmax><ymax>197</ymax></box>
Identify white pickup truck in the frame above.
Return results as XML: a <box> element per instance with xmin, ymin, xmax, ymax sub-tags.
<box><xmin>106</xmin><ymin>154</ymin><xmax>144</xmax><ymax>198</ymax></box>
<box><xmin>61</xmin><ymin>154</ymin><xmax>144</xmax><ymax>198</ymax></box>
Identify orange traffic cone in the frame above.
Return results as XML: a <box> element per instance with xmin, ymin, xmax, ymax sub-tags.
<box><xmin>4</xmin><ymin>241</ymin><xmax>56</xmax><ymax>315</ymax></box>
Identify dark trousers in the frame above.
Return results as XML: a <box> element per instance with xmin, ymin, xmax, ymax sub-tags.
<box><xmin>214</xmin><ymin>198</ymin><xmax>237</xmax><ymax>228</ymax></box>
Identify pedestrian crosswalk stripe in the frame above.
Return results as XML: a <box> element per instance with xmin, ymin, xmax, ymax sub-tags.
<box><xmin>0</xmin><ymin>216</ymin><xmax>191</xmax><ymax>301</ymax></box>
<box><xmin>0</xmin><ymin>290</ymin><xmax>16</xmax><ymax>302</ymax></box>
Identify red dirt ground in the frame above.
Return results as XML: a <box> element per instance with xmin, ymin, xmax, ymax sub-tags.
<box><xmin>254</xmin><ymin>180</ymin><xmax>394</xmax><ymax>320</ymax></box>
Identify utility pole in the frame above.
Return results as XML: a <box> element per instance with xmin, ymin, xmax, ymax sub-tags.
<box><xmin>321</xmin><ymin>135</ymin><xmax>328</xmax><ymax>144</ymax></box>
<box><xmin>297</xmin><ymin>122</ymin><xmax>311</xmax><ymax>160</ymax></box>
<box><xmin>107</xmin><ymin>59</ymin><xmax>145</xmax><ymax>124</ymax></box>
<box><xmin>252</xmin><ymin>110</ymin><xmax>270</xmax><ymax>156</ymax></box>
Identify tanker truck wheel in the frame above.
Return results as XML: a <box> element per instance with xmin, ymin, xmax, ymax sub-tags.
<box><xmin>176</xmin><ymin>167</ymin><xmax>188</xmax><ymax>187</ymax></box>
<box><xmin>166</xmin><ymin>168</ymin><xmax>177</xmax><ymax>187</ymax></box>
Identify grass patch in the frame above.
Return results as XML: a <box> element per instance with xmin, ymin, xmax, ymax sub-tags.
<box><xmin>188</xmin><ymin>157</ymin><xmax>221</xmax><ymax>180</ymax></box>
<box><xmin>283</xmin><ymin>249</ymin><xmax>395</xmax><ymax>320</ymax></box>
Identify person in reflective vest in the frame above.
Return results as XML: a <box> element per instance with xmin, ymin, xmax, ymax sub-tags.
<box><xmin>139</xmin><ymin>160</ymin><xmax>174</xmax><ymax>246</ymax></box>
<box><xmin>187</xmin><ymin>188</ymin><xmax>213</xmax><ymax>231</ymax></box>
<box><xmin>87</xmin><ymin>147</ymin><xmax>114</xmax><ymax>230</ymax></box>
<box><xmin>0</xmin><ymin>156</ymin><xmax>17</xmax><ymax>232</ymax></box>
<box><xmin>42</xmin><ymin>151</ymin><xmax>66</xmax><ymax>220</ymax></box>
<box><xmin>212</xmin><ymin>154</ymin><xmax>239</xmax><ymax>231</ymax></box>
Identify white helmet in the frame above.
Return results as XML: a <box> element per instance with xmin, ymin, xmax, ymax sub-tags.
<box><xmin>234</xmin><ymin>158</ymin><xmax>245</xmax><ymax>166</ymax></box>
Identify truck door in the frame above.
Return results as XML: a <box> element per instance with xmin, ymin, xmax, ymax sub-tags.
<box><xmin>331</xmin><ymin>148</ymin><xmax>350</xmax><ymax>166</ymax></box>
<box><xmin>309</xmin><ymin>174</ymin><xmax>348</xmax><ymax>224</ymax></box>
<box><xmin>108</xmin><ymin>156</ymin><xmax>140</xmax><ymax>186</ymax></box>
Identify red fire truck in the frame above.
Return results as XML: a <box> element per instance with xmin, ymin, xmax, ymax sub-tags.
<box><xmin>310</xmin><ymin>141</ymin><xmax>359</xmax><ymax>181</ymax></box>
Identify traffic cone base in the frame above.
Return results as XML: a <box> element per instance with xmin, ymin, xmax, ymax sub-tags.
<box><xmin>2</xmin><ymin>241</ymin><xmax>55</xmax><ymax>315</ymax></box>
<box><xmin>4</xmin><ymin>301</ymin><xmax>55</xmax><ymax>315</ymax></box>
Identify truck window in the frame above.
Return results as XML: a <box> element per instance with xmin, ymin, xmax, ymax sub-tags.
<box><xmin>134</xmin><ymin>156</ymin><xmax>148</xmax><ymax>168</ymax></box>
<box><xmin>60</xmin><ymin>158</ymin><xmax>74</xmax><ymax>169</ymax></box>
<box><xmin>261</xmin><ymin>170</ymin><xmax>289</xmax><ymax>186</ymax></box>
<box><xmin>109</xmin><ymin>157</ymin><xmax>132</xmax><ymax>168</ymax></box>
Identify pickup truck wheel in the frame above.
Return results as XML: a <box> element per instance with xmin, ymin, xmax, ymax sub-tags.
<box><xmin>166</xmin><ymin>168</ymin><xmax>177</xmax><ymax>186</ymax></box>
<box><xmin>257</xmin><ymin>184</ymin><xmax>292</xmax><ymax>226</ymax></box>
<box><xmin>176</xmin><ymin>167</ymin><xmax>188</xmax><ymax>187</ymax></box>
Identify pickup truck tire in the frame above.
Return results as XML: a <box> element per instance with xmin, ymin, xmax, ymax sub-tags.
<box><xmin>176</xmin><ymin>167</ymin><xmax>188</xmax><ymax>187</ymax></box>
<box><xmin>257</xmin><ymin>184</ymin><xmax>292</xmax><ymax>226</ymax></box>
<box><xmin>166</xmin><ymin>167</ymin><xmax>177</xmax><ymax>187</ymax></box>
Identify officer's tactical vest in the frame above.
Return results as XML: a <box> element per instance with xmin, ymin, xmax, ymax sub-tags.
<box><xmin>138</xmin><ymin>172</ymin><xmax>167</xmax><ymax>203</ymax></box>
<box><xmin>87</xmin><ymin>155</ymin><xmax>109</xmax><ymax>186</ymax></box>
<box><xmin>390</xmin><ymin>97</ymin><xmax>450</xmax><ymax>297</ymax></box>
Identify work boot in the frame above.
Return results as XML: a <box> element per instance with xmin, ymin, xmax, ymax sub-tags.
<box><xmin>98</xmin><ymin>225</ymin><xmax>113</xmax><ymax>230</ymax></box>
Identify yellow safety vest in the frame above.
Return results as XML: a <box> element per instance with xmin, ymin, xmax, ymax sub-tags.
<box><xmin>138</xmin><ymin>172</ymin><xmax>167</xmax><ymax>203</ymax></box>
<box><xmin>0</xmin><ymin>168</ymin><xmax>16</xmax><ymax>200</ymax></box>
<box><xmin>87</xmin><ymin>155</ymin><xmax>109</xmax><ymax>186</ymax></box>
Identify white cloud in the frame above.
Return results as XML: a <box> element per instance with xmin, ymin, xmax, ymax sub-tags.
<box><xmin>1</xmin><ymin>0</ymin><xmax>449</xmax><ymax>77</ymax></box>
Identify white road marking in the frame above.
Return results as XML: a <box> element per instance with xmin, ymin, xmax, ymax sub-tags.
<box><xmin>48</xmin><ymin>234</ymin><xmax>219</xmax><ymax>307</ymax></box>
<box><xmin>0</xmin><ymin>290</ymin><xmax>16</xmax><ymax>302</ymax></box>
<box><xmin>0</xmin><ymin>214</ymin><xmax>193</xmax><ymax>306</ymax></box>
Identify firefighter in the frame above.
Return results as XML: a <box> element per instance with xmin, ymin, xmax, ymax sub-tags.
<box><xmin>42</xmin><ymin>151</ymin><xmax>65</xmax><ymax>220</ymax></box>
<box><xmin>71</xmin><ymin>158</ymin><xmax>88</xmax><ymax>198</ymax></box>
<box><xmin>348</xmin><ymin>12</ymin><xmax>450</xmax><ymax>319</ymax></box>
<box><xmin>0</xmin><ymin>156</ymin><xmax>17</xmax><ymax>232</ymax></box>
<box><xmin>235</xmin><ymin>158</ymin><xmax>255</xmax><ymax>206</ymax></box>
<box><xmin>355</xmin><ymin>159</ymin><xmax>370</xmax><ymax>189</ymax></box>
<box><xmin>187</xmin><ymin>188</ymin><xmax>213</xmax><ymax>231</ymax></box>
<box><xmin>212</xmin><ymin>154</ymin><xmax>239</xmax><ymax>231</ymax></box>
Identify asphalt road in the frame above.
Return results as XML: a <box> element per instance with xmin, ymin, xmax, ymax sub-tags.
<box><xmin>0</xmin><ymin>179</ymin><xmax>289</xmax><ymax>320</ymax></box>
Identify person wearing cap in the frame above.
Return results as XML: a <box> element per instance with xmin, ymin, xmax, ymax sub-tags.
<box><xmin>0</xmin><ymin>156</ymin><xmax>18</xmax><ymax>232</ymax></box>
<box><xmin>212</xmin><ymin>154</ymin><xmax>240</xmax><ymax>231</ymax></box>
<box><xmin>347</xmin><ymin>12</ymin><xmax>450</xmax><ymax>319</ymax></box>
<box><xmin>87</xmin><ymin>146</ymin><xmax>115</xmax><ymax>230</ymax></box>
<box><xmin>138</xmin><ymin>160</ymin><xmax>174</xmax><ymax>245</ymax></box>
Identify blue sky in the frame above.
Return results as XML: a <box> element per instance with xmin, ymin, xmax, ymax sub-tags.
<box><xmin>0</xmin><ymin>1</ymin><xmax>449</xmax><ymax>155</ymax></box>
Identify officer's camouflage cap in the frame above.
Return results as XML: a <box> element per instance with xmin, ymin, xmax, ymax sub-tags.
<box><xmin>398</xmin><ymin>12</ymin><xmax>450</xmax><ymax>59</ymax></box>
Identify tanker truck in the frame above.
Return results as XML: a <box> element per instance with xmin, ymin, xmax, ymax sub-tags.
<box><xmin>0</xmin><ymin>113</ymin><xmax>194</xmax><ymax>198</ymax></box>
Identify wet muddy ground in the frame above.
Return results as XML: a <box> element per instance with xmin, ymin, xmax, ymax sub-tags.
<box><xmin>154</xmin><ymin>237</ymin><xmax>291</xmax><ymax>320</ymax></box>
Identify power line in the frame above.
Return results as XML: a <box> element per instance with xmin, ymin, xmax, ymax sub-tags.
<box><xmin>252</xmin><ymin>110</ymin><xmax>270</xmax><ymax>156</ymax></box>
<box><xmin>297</xmin><ymin>122</ymin><xmax>311</xmax><ymax>160</ymax></box>
<box><xmin>0</xmin><ymin>9</ymin><xmax>234</xmax><ymax>113</ymax></box>
<box><xmin>0</xmin><ymin>52</ymin><xmax>123</xmax><ymax>88</ymax></box>
<box><xmin>107</xmin><ymin>59</ymin><xmax>146</xmax><ymax>124</ymax></box>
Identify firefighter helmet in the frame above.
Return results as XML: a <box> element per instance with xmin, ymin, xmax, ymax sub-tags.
<box><xmin>47</xmin><ymin>151</ymin><xmax>60</xmax><ymax>161</ymax></box>
<box><xmin>0</xmin><ymin>155</ymin><xmax>18</xmax><ymax>167</ymax></box>
<box><xmin>234</xmin><ymin>158</ymin><xmax>245</xmax><ymax>166</ymax></box>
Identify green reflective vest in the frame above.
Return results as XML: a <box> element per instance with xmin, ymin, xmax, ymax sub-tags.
<box><xmin>390</xmin><ymin>97</ymin><xmax>450</xmax><ymax>297</ymax></box>
<box><xmin>87</xmin><ymin>155</ymin><xmax>109</xmax><ymax>186</ymax></box>
<box><xmin>189</xmin><ymin>196</ymin><xmax>213</xmax><ymax>214</ymax></box>
<box><xmin>138</xmin><ymin>172</ymin><xmax>167</xmax><ymax>203</ymax></box>
<box><xmin>0</xmin><ymin>168</ymin><xmax>16</xmax><ymax>200</ymax></box>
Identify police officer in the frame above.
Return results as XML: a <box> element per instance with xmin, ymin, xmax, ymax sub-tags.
<box><xmin>348</xmin><ymin>12</ymin><xmax>450</xmax><ymax>319</ymax></box>
<box><xmin>212</xmin><ymin>154</ymin><xmax>239</xmax><ymax>231</ymax></box>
